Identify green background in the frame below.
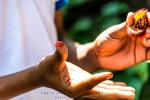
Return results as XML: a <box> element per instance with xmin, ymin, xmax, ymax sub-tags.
<box><xmin>62</xmin><ymin>0</ymin><xmax>150</xmax><ymax>100</ymax></box>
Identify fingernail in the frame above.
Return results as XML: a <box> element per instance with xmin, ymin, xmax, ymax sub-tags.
<box><xmin>55</xmin><ymin>41</ymin><xmax>64</xmax><ymax>47</ymax></box>
<box><xmin>101</xmin><ymin>72</ymin><xmax>113</xmax><ymax>79</ymax></box>
<box><xmin>128</xmin><ymin>93</ymin><xmax>135</xmax><ymax>99</ymax></box>
<box><xmin>107</xmin><ymin>73</ymin><xmax>113</xmax><ymax>79</ymax></box>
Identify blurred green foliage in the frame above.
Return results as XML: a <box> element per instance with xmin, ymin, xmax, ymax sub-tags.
<box><xmin>62</xmin><ymin>0</ymin><xmax>150</xmax><ymax>100</ymax></box>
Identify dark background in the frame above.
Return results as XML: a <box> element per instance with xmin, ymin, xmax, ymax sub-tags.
<box><xmin>62</xmin><ymin>0</ymin><xmax>150</xmax><ymax>100</ymax></box>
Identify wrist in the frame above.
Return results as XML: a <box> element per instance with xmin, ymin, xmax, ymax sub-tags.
<box><xmin>34</xmin><ymin>64</ymin><xmax>46</xmax><ymax>87</ymax></box>
<box><xmin>76</xmin><ymin>42</ymin><xmax>101</xmax><ymax>73</ymax></box>
<box><xmin>36</xmin><ymin>58</ymin><xmax>58</xmax><ymax>88</ymax></box>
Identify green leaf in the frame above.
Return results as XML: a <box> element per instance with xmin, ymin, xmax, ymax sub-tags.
<box><xmin>101</xmin><ymin>17</ymin><xmax>122</xmax><ymax>30</ymax></box>
<box><xmin>128</xmin><ymin>77</ymin><xmax>143</xmax><ymax>100</ymax></box>
<box><xmin>133</xmin><ymin>62</ymin><xmax>149</xmax><ymax>83</ymax></box>
<box><xmin>71</xmin><ymin>17</ymin><xmax>93</xmax><ymax>32</ymax></box>
<box><xmin>101</xmin><ymin>1</ymin><xmax>129</xmax><ymax>17</ymax></box>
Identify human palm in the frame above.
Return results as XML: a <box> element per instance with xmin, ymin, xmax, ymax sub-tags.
<box><xmin>38</xmin><ymin>41</ymin><xmax>113</xmax><ymax>98</ymax></box>
<box><xmin>93</xmin><ymin>12</ymin><xmax>150</xmax><ymax>70</ymax></box>
<box><xmin>38</xmin><ymin>41</ymin><xmax>135</xmax><ymax>100</ymax></box>
<box><xmin>66</xmin><ymin>63</ymin><xmax>135</xmax><ymax>100</ymax></box>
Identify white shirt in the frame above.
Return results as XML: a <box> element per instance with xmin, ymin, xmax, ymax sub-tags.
<box><xmin>0</xmin><ymin>0</ymin><xmax>72</xmax><ymax>99</ymax></box>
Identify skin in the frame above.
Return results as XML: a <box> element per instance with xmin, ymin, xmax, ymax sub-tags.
<box><xmin>0</xmin><ymin>9</ymin><xmax>145</xmax><ymax>100</ymax></box>
<box><xmin>56</xmin><ymin>10</ymin><xmax>150</xmax><ymax>99</ymax></box>
<box><xmin>0</xmin><ymin>41</ymin><xmax>135</xmax><ymax>100</ymax></box>
<box><xmin>55</xmin><ymin>10</ymin><xmax>136</xmax><ymax>99</ymax></box>
<box><xmin>92</xmin><ymin>12</ymin><xmax>150</xmax><ymax>71</ymax></box>
<box><xmin>0</xmin><ymin>41</ymin><xmax>111</xmax><ymax>99</ymax></box>
<box><xmin>57</xmin><ymin>10</ymin><xmax>150</xmax><ymax>72</ymax></box>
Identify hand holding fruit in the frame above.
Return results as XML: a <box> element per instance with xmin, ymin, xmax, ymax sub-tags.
<box><xmin>92</xmin><ymin>8</ymin><xmax>150</xmax><ymax>70</ymax></box>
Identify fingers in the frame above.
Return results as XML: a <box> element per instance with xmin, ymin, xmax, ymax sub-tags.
<box><xmin>82</xmin><ymin>85</ymin><xmax>135</xmax><ymax>100</ymax></box>
<box><xmin>40</xmin><ymin>41</ymin><xmax>68</xmax><ymax>73</ymax></box>
<box><xmin>101</xmin><ymin>80</ymin><xmax>115</xmax><ymax>85</ymax></box>
<box><xmin>96</xmin><ymin>82</ymin><xmax>135</xmax><ymax>93</ymax></box>
<box><xmin>114</xmin><ymin>82</ymin><xmax>127</xmax><ymax>86</ymax></box>
<box><xmin>49</xmin><ymin>41</ymin><xmax>68</xmax><ymax>71</ymax></box>
<box><xmin>126</xmin><ymin>12</ymin><xmax>134</xmax><ymax>27</ymax></box>
<box><xmin>140</xmin><ymin>12</ymin><xmax>150</xmax><ymax>47</ymax></box>
<box><xmin>101</xmin><ymin>80</ymin><xmax>126</xmax><ymax>86</ymax></box>
<box><xmin>72</xmin><ymin>72</ymin><xmax>113</xmax><ymax>97</ymax></box>
<box><xmin>80</xmin><ymin>79</ymin><xmax>135</xmax><ymax>100</ymax></box>
<box><xmin>107</xmin><ymin>12</ymin><xmax>134</xmax><ymax>39</ymax></box>
<box><xmin>126</xmin><ymin>12</ymin><xmax>150</xmax><ymax>27</ymax></box>
<box><xmin>144</xmin><ymin>38</ymin><xmax>150</xmax><ymax>47</ymax></box>
<box><xmin>143</xmin><ymin>27</ymin><xmax>150</xmax><ymax>47</ymax></box>
<box><xmin>55</xmin><ymin>41</ymin><xmax>68</xmax><ymax>61</ymax></box>
<box><xmin>144</xmin><ymin>27</ymin><xmax>150</xmax><ymax>38</ymax></box>
<box><xmin>97</xmin><ymin>84</ymin><xmax>135</xmax><ymax>93</ymax></box>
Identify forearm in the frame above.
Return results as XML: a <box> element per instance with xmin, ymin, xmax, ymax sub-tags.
<box><xmin>0</xmin><ymin>65</ymin><xmax>42</xmax><ymax>99</ymax></box>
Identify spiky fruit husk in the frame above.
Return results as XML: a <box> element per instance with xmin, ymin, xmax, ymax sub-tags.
<box><xmin>127</xmin><ymin>8</ymin><xmax>148</xmax><ymax>37</ymax></box>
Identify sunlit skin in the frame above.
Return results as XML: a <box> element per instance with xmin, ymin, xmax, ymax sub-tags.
<box><xmin>0</xmin><ymin>41</ymin><xmax>135</xmax><ymax>100</ymax></box>
<box><xmin>2</xmin><ymin>9</ymin><xmax>149</xmax><ymax>100</ymax></box>
<box><xmin>92</xmin><ymin>12</ymin><xmax>150</xmax><ymax>71</ymax></box>
<box><xmin>38</xmin><ymin>41</ymin><xmax>135</xmax><ymax>100</ymax></box>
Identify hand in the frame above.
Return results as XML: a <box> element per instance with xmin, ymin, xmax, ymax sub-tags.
<box><xmin>37</xmin><ymin>41</ymin><xmax>135</xmax><ymax>99</ymax></box>
<box><xmin>76</xmin><ymin>80</ymin><xmax>135</xmax><ymax>100</ymax></box>
<box><xmin>37</xmin><ymin>41</ymin><xmax>113</xmax><ymax>98</ymax></box>
<box><xmin>93</xmin><ymin>12</ymin><xmax>150</xmax><ymax>70</ymax></box>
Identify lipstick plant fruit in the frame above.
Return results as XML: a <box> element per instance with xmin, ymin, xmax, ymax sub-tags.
<box><xmin>127</xmin><ymin>8</ymin><xmax>148</xmax><ymax>37</ymax></box>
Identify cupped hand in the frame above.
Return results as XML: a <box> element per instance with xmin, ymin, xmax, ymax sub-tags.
<box><xmin>77</xmin><ymin>80</ymin><xmax>135</xmax><ymax>100</ymax></box>
<box><xmin>37</xmin><ymin>41</ymin><xmax>112</xmax><ymax>98</ymax></box>
<box><xmin>93</xmin><ymin>12</ymin><xmax>150</xmax><ymax>70</ymax></box>
<box><xmin>37</xmin><ymin>41</ymin><xmax>135</xmax><ymax>99</ymax></box>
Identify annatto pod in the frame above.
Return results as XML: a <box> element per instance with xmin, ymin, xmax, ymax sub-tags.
<box><xmin>127</xmin><ymin>8</ymin><xmax>149</xmax><ymax>37</ymax></box>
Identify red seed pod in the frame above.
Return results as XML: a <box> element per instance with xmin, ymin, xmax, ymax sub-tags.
<box><xmin>127</xmin><ymin>8</ymin><xmax>148</xmax><ymax>37</ymax></box>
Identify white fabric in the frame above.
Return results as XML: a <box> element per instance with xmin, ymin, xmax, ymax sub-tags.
<box><xmin>0</xmin><ymin>0</ymin><xmax>72</xmax><ymax>100</ymax></box>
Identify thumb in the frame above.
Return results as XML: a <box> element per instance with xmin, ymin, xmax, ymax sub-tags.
<box><xmin>105</xmin><ymin>13</ymin><xmax>134</xmax><ymax>39</ymax></box>
<box><xmin>52</xmin><ymin>41</ymin><xmax>68</xmax><ymax>69</ymax></box>
<box><xmin>55</xmin><ymin>41</ymin><xmax>68</xmax><ymax>61</ymax></box>
<box><xmin>126</xmin><ymin>12</ymin><xmax>134</xmax><ymax>27</ymax></box>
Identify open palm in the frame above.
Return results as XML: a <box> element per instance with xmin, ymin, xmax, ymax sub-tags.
<box><xmin>38</xmin><ymin>41</ymin><xmax>135</xmax><ymax>99</ymax></box>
